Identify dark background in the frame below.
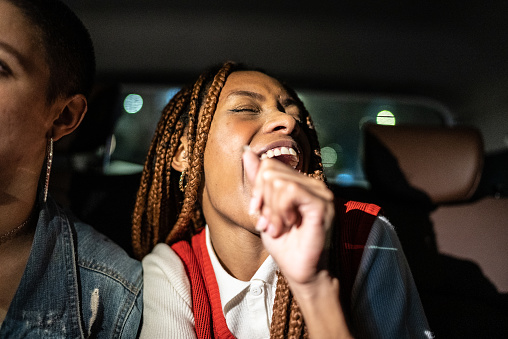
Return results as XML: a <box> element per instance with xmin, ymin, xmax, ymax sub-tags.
<box><xmin>64</xmin><ymin>0</ymin><xmax>508</xmax><ymax>152</ymax></box>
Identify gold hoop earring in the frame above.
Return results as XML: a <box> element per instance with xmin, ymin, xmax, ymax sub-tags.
<box><xmin>43</xmin><ymin>137</ymin><xmax>53</xmax><ymax>202</ymax></box>
<box><xmin>179</xmin><ymin>168</ymin><xmax>187</xmax><ymax>192</ymax></box>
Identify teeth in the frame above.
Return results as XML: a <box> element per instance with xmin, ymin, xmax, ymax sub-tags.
<box><xmin>259</xmin><ymin>146</ymin><xmax>300</xmax><ymax>169</ymax></box>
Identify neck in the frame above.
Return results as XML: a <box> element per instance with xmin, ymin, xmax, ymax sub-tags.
<box><xmin>208</xmin><ymin>225</ymin><xmax>268</xmax><ymax>281</ymax></box>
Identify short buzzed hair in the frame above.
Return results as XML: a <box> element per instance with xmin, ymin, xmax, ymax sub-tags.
<box><xmin>7</xmin><ymin>0</ymin><xmax>96</xmax><ymax>102</ymax></box>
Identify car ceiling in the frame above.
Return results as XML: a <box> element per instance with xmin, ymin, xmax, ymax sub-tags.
<box><xmin>63</xmin><ymin>0</ymin><xmax>508</xmax><ymax>152</ymax></box>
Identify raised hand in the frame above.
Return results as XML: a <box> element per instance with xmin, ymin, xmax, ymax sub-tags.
<box><xmin>243</xmin><ymin>147</ymin><xmax>352</xmax><ymax>338</ymax></box>
<box><xmin>242</xmin><ymin>146</ymin><xmax>334</xmax><ymax>286</ymax></box>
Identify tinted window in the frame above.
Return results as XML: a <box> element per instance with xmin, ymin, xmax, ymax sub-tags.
<box><xmin>105</xmin><ymin>85</ymin><xmax>451</xmax><ymax>186</ymax></box>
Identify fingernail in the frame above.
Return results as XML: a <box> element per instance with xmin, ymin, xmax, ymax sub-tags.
<box><xmin>255</xmin><ymin>215</ymin><xmax>268</xmax><ymax>232</ymax></box>
<box><xmin>242</xmin><ymin>145</ymin><xmax>251</xmax><ymax>153</ymax></box>
<box><xmin>248</xmin><ymin>197</ymin><xmax>258</xmax><ymax>216</ymax></box>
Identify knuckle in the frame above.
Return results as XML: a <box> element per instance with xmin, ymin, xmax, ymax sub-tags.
<box><xmin>273</xmin><ymin>178</ymin><xmax>286</xmax><ymax>189</ymax></box>
<box><xmin>261</xmin><ymin>167</ymin><xmax>276</xmax><ymax>181</ymax></box>
<box><xmin>286</xmin><ymin>182</ymin><xmax>298</xmax><ymax>194</ymax></box>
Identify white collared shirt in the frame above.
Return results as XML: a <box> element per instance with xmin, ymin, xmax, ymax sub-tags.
<box><xmin>205</xmin><ymin>227</ymin><xmax>278</xmax><ymax>339</ymax></box>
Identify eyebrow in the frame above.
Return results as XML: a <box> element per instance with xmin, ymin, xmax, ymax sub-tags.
<box><xmin>0</xmin><ymin>41</ymin><xmax>28</xmax><ymax>70</ymax></box>
<box><xmin>226</xmin><ymin>90</ymin><xmax>265</xmax><ymax>101</ymax></box>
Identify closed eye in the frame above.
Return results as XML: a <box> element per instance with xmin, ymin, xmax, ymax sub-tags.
<box><xmin>230</xmin><ymin>107</ymin><xmax>260</xmax><ymax>113</ymax></box>
<box><xmin>0</xmin><ymin>60</ymin><xmax>12</xmax><ymax>76</ymax></box>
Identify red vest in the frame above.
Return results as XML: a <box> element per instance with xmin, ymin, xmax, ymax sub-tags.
<box><xmin>171</xmin><ymin>200</ymin><xmax>381</xmax><ymax>339</ymax></box>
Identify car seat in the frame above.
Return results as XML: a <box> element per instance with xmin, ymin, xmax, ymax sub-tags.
<box><xmin>359</xmin><ymin>123</ymin><xmax>508</xmax><ymax>338</ymax></box>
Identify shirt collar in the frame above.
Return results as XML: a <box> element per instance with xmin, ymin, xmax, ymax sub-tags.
<box><xmin>205</xmin><ymin>226</ymin><xmax>278</xmax><ymax>312</ymax></box>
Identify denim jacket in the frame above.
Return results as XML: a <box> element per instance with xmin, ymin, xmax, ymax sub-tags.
<box><xmin>0</xmin><ymin>194</ymin><xmax>143</xmax><ymax>338</ymax></box>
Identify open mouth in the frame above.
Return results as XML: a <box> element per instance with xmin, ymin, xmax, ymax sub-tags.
<box><xmin>259</xmin><ymin>146</ymin><xmax>300</xmax><ymax>169</ymax></box>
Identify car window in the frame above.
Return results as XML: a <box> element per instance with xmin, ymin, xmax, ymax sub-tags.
<box><xmin>105</xmin><ymin>84</ymin><xmax>452</xmax><ymax>186</ymax></box>
<box><xmin>299</xmin><ymin>91</ymin><xmax>452</xmax><ymax>186</ymax></box>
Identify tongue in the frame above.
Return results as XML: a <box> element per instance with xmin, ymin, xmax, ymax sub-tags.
<box><xmin>273</xmin><ymin>154</ymin><xmax>299</xmax><ymax>169</ymax></box>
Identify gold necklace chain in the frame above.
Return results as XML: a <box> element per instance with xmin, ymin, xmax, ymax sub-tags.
<box><xmin>0</xmin><ymin>214</ymin><xmax>33</xmax><ymax>246</ymax></box>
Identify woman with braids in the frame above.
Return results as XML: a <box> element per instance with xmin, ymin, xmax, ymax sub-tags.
<box><xmin>0</xmin><ymin>0</ymin><xmax>142</xmax><ymax>337</ymax></box>
<box><xmin>135</xmin><ymin>62</ymin><xmax>430</xmax><ymax>338</ymax></box>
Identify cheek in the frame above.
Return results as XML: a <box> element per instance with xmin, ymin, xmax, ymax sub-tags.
<box><xmin>0</xmin><ymin>81</ymin><xmax>51</xmax><ymax>129</ymax></box>
<box><xmin>202</xmin><ymin>120</ymin><xmax>251</xmax><ymax>194</ymax></box>
<box><xmin>206</xmin><ymin>120</ymin><xmax>251</xmax><ymax>159</ymax></box>
<box><xmin>0</xmin><ymin>101</ymin><xmax>42</xmax><ymax>143</ymax></box>
<box><xmin>0</xmin><ymin>105</ymin><xmax>48</xmax><ymax>171</ymax></box>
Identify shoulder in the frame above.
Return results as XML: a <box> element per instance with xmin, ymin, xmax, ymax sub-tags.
<box><xmin>144</xmin><ymin>242</ymin><xmax>187</xmax><ymax>268</ymax></box>
<box><xmin>333</xmin><ymin>198</ymin><xmax>396</xmax><ymax>249</ymax></box>
<box><xmin>350</xmin><ymin>216</ymin><xmax>432</xmax><ymax>337</ymax></box>
<box><xmin>39</xmin><ymin>198</ymin><xmax>143</xmax><ymax>337</ymax></box>
<box><xmin>44</xmin><ymin>199</ymin><xmax>142</xmax><ymax>291</ymax></box>
<box><xmin>143</xmin><ymin>243</ymin><xmax>191</xmax><ymax>304</ymax></box>
<box><xmin>140</xmin><ymin>243</ymin><xmax>196</xmax><ymax>338</ymax></box>
<box><xmin>333</xmin><ymin>199</ymin><xmax>382</xmax><ymax>249</ymax></box>
<box><xmin>353</xmin><ymin>214</ymin><xmax>411</xmax><ymax>291</ymax></box>
<box><xmin>67</xmin><ymin>218</ymin><xmax>143</xmax><ymax>338</ymax></box>
<box><xmin>46</xmin><ymin>199</ymin><xmax>142</xmax><ymax>291</ymax></box>
<box><xmin>366</xmin><ymin>215</ymin><xmax>401</xmax><ymax>248</ymax></box>
<box><xmin>73</xmin><ymin>220</ymin><xmax>142</xmax><ymax>292</ymax></box>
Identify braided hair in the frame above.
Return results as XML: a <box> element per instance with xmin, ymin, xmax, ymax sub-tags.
<box><xmin>132</xmin><ymin>61</ymin><xmax>326</xmax><ymax>338</ymax></box>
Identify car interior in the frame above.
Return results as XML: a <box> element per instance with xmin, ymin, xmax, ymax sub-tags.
<box><xmin>54</xmin><ymin>1</ymin><xmax>508</xmax><ymax>337</ymax></box>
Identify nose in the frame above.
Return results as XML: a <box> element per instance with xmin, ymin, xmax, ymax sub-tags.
<box><xmin>262</xmin><ymin>110</ymin><xmax>299</xmax><ymax>135</ymax></box>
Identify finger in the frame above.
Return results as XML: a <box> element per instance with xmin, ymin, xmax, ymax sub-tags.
<box><xmin>255</xmin><ymin>214</ymin><xmax>270</xmax><ymax>233</ymax></box>
<box><xmin>256</xmin><ymin>163</ymin><xmax>332</xmax><ymax>234</ymax></box>
<box><xmin>263</xmin><ymin>181</ymin><xmax>323</xmax><ymax>239</ymax></box>
<box><xmin>259</xmin><ymin>169</ymin><xmax>297</xmax><ymax>237</ymax></box>
<box><xmin>242</xmin><ymin>146</ymin><xmax>260</xmax><ymax>184</ymax></box>
<box><xmin>263</xmin><ymin>179</ymin><xmax>299</xmax><ymax>235</ymax></box>
<box><xmin>260</xmin><ymin>205</ymin><xmax>286</xmax><ymax>238</ymax></box>
<box><xmin>242</xmin><ymin>146</ymin><xmax>263</xmax><ymax>215</ymax></box>
<box><xmin>274</xmin><ymin>181</ymin><xmax>301</xmax><ymax>227</ymax></box>
<box><xmin>258</xmin><ymin>161</ymin><xmax>333</xmax><ymax>202</ymax></box>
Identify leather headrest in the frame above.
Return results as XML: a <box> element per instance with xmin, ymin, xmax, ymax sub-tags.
<box><xmin>363</xmin><ymin>124</ymin><xmax>484</xmax><ymax>204</ymax></box>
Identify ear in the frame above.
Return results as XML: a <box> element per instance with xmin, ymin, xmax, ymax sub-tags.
<box><xmin>171</xmin><ymin>135</ymin><xmax>189</xmax><ymax>172</ymax></box>
<box><xmin>50</xmin><ymin>94</ymin><xmax>88</xmax><ymax>141</ymax></box>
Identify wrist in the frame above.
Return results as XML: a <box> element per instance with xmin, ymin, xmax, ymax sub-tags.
<box><xmin>288</xmin><ymin>271</ymin><xmax>353</xmax><ymax>339</ymax></box>
<box><xmin>288</xmin><ymin>270</ymin><xmax>336</xmax><ymax>301</ymax></box>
